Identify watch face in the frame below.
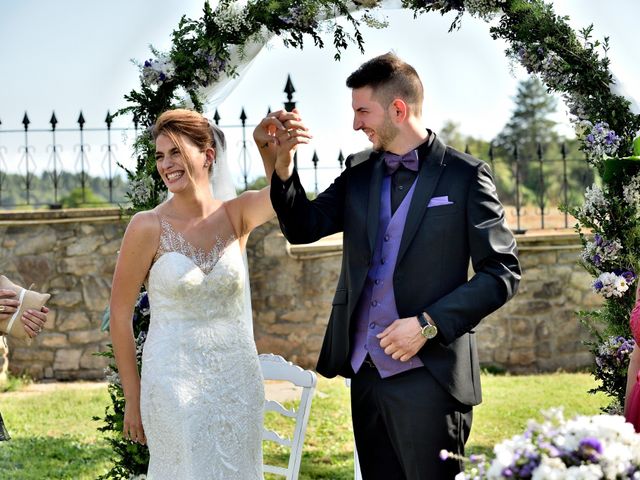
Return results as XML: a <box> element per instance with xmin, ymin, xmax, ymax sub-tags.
<box><xmin>421</xmin><ymin>324</ymin><xmax>437</xmax><ymax>339</ymax></box>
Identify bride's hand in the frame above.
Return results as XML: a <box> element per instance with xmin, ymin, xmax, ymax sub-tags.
<box><xmin>123</xmin><ymin>400</ymin><xmax>147</xmax><ymax>445</ymax></box>
<box><xmin>253</xmin><ymin>111</ymin><xmax>286</xmax><ymax>150</ymax></box>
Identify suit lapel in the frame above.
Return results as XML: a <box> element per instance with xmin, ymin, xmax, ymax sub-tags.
<box><xmin>397</xmin><ymin>137</ymin><xmax>447</xmax><ymax>264</ymax></box>
<box><xmin>366</xmin><ymin>152</ymin><xmax>385</xmax><ymax>254</ymax></box>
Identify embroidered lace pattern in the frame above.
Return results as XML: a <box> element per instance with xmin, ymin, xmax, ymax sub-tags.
<box><xmin>140</xmin><ymin>216</ymin><xmax>263</xmax><ymax>479</ymax></box>
<box><xmin>154</xmin><ymin>217</ymin><xmax>234</xmax><ymax>275</ymax></box>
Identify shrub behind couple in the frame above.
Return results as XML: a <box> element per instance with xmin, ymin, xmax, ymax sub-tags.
<box><xmin>110</xmin><ymin>53</ymin><xmax>520</xmax><ymax>480</ymax></box>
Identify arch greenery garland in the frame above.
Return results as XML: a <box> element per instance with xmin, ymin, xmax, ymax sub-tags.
<box><xmin>98</xmin><ymin>0</ymin><xmax>640</xmax><ymax>477</ymax></box>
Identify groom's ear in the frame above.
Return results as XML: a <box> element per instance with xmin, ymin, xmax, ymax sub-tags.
<box><xmin>389</xmin><ymin>99</ymin><xmax>408</xmax><ymax>123</ymax></box>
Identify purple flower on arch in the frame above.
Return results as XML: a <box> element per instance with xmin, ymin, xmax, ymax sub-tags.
<box><xmin>594</xmin><ymin>233</ymin><xmax>603</xmax><ymax>246</ymax></box>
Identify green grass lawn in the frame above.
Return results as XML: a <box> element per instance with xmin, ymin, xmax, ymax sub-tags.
<box><xmin>0</xmin><ymin>373</ymin><xmax>609</xmax><ymax>479</ymax></box>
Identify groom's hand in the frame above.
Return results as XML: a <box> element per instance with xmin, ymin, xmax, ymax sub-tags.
<box><xmin>377</xmin><ymin>316</ymin><xmax>427</xmax><ymax>362</ymax></box>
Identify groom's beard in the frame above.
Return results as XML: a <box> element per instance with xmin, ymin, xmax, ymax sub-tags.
<box><xmin>372</xmin><ymin>115</ymin><xmax>399</xmax><ymax>151</ymax></box>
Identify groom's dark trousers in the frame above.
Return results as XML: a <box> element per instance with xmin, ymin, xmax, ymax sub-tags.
<box><xmin>270</xmin><ymin>136</ymin><xmax>520</xmax><ymax>479</ymax></box>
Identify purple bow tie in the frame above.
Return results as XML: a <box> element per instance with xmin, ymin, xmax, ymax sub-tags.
<box><xmin>383</xmin><ymin>150</ymin><xmax>419</xmax><ymax>175</ymax></box>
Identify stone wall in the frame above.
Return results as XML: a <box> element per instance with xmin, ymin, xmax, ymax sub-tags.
<box><xmin>1</xmin><ymin>209</ymin><xmax>601</xmax><ymax>379</ymax></box>
<box><xmin>1</xmin><ymin>209</ymin><xmax>124</xmax><ymax>380</ymax></box>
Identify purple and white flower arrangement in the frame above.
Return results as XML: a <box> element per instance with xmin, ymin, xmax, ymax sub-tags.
<box><xmin>595</xmin><ymin>336</ymin><xmax>635</xmax><ymax>378</ymax></box>
<box><xmin>623</xmin><ymin>173</ymin><xmax>640</xmax><ymax>211</ymax></box>
<box><xmin>593</xmin><ymin>270</ymin><xmax>636</xmax><ymax>298</ymax></box>
<box><xmin>582</xmin><ymin>234</ymin><xmax>623</xmax><ymax>268</ymax></box>
<box><xmin>443</xmin><ymin>408</ymin><xmax>640</xmax><ymax>479</ymax></box>
<box><xmin>581</xmin><ymin>121</ymin><xmax>621</xmax><ymax>166</ymax></box>
<box><xmin>140</xmin><ymin>53</ymin><xmax>175</xmax><ymax>87</ymax></box>
<box><xmin>579</xmin><ymin>184</ymin><xmax>610</xmax><ymax>220</ymax></box>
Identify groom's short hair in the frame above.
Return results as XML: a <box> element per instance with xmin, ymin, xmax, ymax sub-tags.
<box><xmin>346</xmin><ymin>52</ymin><xmax>424</xmax><ymax>117</ymax></box>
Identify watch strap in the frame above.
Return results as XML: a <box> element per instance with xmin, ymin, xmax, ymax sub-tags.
<box><xmin>417</xmin><ymin>311</ymin><xmax>429</xmax><ymax>328</ymax></box>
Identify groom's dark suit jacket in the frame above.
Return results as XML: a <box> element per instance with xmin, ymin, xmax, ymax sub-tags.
<box><xmin>270</xmin><ymin>137</ymin><xmax>521</xmax><ymax>406</ymax></box>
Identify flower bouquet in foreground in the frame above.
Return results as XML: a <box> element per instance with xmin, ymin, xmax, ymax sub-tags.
<box><xmin>443</xmin><ymin>408</ymin><xmax>640</xmax><ymax>479</ymax></box>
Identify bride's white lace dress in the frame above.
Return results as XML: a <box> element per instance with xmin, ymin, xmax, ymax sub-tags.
<box><xmin>140</xmin><ymin>216</ymin><xmax>264</xmax><ymax>479</ymax></box>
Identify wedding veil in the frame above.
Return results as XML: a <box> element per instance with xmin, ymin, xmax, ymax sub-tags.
<box><xmin>208</xmin><ymin>122</ymin><xmax>255</xmax><ymax>336</ymax></box>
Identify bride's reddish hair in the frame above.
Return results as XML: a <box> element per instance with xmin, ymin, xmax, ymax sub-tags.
<box><xmin>153</xmin><ymin>109</ymin><xmax>215</xmax><ymax>177</ymax></box>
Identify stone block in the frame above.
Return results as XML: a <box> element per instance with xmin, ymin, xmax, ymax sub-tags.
<box><xmin>265</xmin><ymin>323</ymin><xmax>297</xmax><ymax>335</ymax></box>
<box><xmin>510</xmin><ymin>317</ymin><xmax>534</xmax><ymax>336</ymax></box>
<box><xmin>280</xmin><ymin>310</ymin><xmax>309</xmax><ymax>323</ymax></box>
<box><xmin>49</xmin><ymin>275</ymin><xmax>78</xmax><ymax>290</ymax></box>
<box><xmin>57</xmin><ymin>311</ymin><xmax>92</xmax><ymax>331</ymax></box>
<box><xmin>81</xmin><ymin>276</ymin><xmax>111</xmax><ymax>312</ymax></box>
<box><xmin>46</xmin><ymin>309</ymin><xmax>58</xmax><ymax>329</ymax></box>
<box><xmin>60</xmin><ymin>256</ymin><xmax>102</xmax><ymax>276</ymax></box>
<box><xmin>13</xmin><ymin>230</ymin><xmax>56</xmax><ymax>255</ymax></box>
<box><xmin>535</xmin><ymin>341</ymin><xmax>552</xmax><ymax>359</ymax></box>
<box><xmin>569</xmin><ymin>270</ymin><xmax>593</xmax><ymax>290</ymax></box>
<box><xmin>68</xmin><ymin>330</ymin><xmax>109</xmax><ymax>344</ymax></box>
<box><xmin>79</xmin><ymin>348</ymin><xmax>109</xmax><ymax>369</ymax></box>
<box><xmin>103</xmin><ymin>222</ymin><xmax>127</xmax><ymax>241</ymax></box>
<box><xmin>521</xmin><ymin>267</ymin><xmax>546</xmax><ymax>282</ymax></box>
<box><xmin>509</xmin><ymin>348</ymin><xmax>536</xmax><ymax>366</ymax></box>
<box><xmin>99</xmin><ymin>239</ymin><xmax>121</xmax><ymax>256</ymax></box>
<box><xmin>53</xmin><ymin>348</ymin><xmax>83</xmax><ymax>370</ymax></box>
<box><xmin>532</xmin><ymin>281</ymin><xmax>563</xmax><ymax>299</ymax></box>
<box><xmin>263</xmin><ymin>234</ymin><xmax>287</xmax><ymax>258</ymax></box>
<box><xmin>15</xmin><ymin>256</ymin><xmax>53</xmax><ymax>288</ymax></box>
<box><xmin>255</xmin><ymin>335</ymin><xmax>301</xmax><ymax>358</ymax></box>
<box><xmin>49</xmin><ymin>291</ymin><xmax>83</xmax><ymax>308</ymax></box>
<box><xmin>24</xmin><ymin>364</ymin><xmax>45</xmax><ymax>379</ymax></box>
<box><xmin>66</xmin><ymin>235</ymin><xmax>102</xmax><ymax>256</ymax></box>
<box><xmin>36</xmin><ymin>333</ymin><xmax>69</xmax><ymax>348</ymax></box>
<box><xmin>267</xmin><ymin>295</ymin><xmax>296</xmax><ymax>309</ymax></box>
<box><xmin>256</xmin><ymin>310</ymin><xmax>276</xmax><ymax>325</ymax></box>
<box><xmin>9</xmin><ymin>347</ymin><xmax>54</xmax><ymax>363</ymax></box>
<box><xmin>518</xmin><ymin>299</ymin><xmax>552</xmax><ymax>315</ymax></box>
<box><xmin>493</xmin><ymin>347</ymin><xmax>510</xmax><ymax>364</ymax></box>
<box><xmin>557</xmin><ymin>250</ymin><xmax>583</xmax><ymax>264</ymax></box>
<box><xmin>79</xmin><ymin>224</ymin><xmax>96</xmax><ymax>235</ymax></box>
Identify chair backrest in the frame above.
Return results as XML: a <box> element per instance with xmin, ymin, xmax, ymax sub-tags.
<box><xmin>260</xmin><ymin>353</ymin><xmax>317</xmax><ymax>480</ymax></box>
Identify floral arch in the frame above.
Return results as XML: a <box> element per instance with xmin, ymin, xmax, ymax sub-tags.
<box><xmin>101</xmin><ymin>0</ymin><xmax>640</xmax><ymax>477</ymax></box>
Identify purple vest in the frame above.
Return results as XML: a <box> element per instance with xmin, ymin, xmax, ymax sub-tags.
<box><xmin>350</xmin><ymin>175</ymin><xmax>424</xmax><ymax>378</ymax></box>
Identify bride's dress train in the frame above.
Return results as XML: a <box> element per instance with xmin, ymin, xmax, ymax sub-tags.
<box><xmin>140</xmin><ymin>217</ymin><xmax>264</xmax><ymax>479</ymax></box>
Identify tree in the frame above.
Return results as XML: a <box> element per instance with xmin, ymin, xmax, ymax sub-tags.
<box><xmin>60</xmin><ymin>187</ymin><xmax>107</xmax><ymax>208</ymax></box>
<box><xmin>494</xmin><ymin>76</ymin><xmax>563</xmax><ymax>205</ymax></box>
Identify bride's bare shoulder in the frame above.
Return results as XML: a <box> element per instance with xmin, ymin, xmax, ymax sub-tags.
<box><xmin>124</xmin><ymin>209</ymin><xmax>161</xmax><ymax>239</ymax></box>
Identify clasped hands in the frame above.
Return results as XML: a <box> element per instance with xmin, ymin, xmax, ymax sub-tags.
<box><xmin>377</xmin><ymin>315</ymin><xmax>431</xmax><ymax>362</ymax></box>
<box><xmin>253</xmin><ymin>109</ymin><xmax>312</xmax><ymax>179</ymax></box>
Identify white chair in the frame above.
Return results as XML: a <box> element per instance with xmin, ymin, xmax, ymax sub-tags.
<box><xmin>260</xmin><ymin>353</ymin><xmax>317</xmax><ymax>480</ymax></box>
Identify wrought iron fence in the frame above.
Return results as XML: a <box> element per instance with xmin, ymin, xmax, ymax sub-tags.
<box><xmin>0</xmin><ymin>76</ymin><xmax>594</xmax><ymax>231</ymax></box>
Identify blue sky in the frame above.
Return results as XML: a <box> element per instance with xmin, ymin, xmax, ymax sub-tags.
<box><xmin>1</xmin><ymin>0</ymin><xmax>638</xmax><ymax>189</ymax></box>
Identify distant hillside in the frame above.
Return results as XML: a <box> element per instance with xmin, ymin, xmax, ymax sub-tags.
<box><xmin>0</xmin><ymin>171</ymin><xmax>128</xmax><ymax>209</ymax></box>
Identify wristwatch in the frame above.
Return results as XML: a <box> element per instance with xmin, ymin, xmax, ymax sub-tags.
<box><xmin>417</xmin><ymin>312</ymin><xmax>438</xmax><ymax>339</ymax></box>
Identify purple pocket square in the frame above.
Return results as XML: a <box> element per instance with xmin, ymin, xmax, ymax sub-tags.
<box><xmin>427</xmin><ymin>196</ymin><xmax>454</xmax><ymax>208</ymax></box>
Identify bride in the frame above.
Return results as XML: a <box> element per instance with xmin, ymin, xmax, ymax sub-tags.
<box><xmin>109</xmin><ymin>108</ymin><xmax>308</xmax><ymax>478</ymax></box>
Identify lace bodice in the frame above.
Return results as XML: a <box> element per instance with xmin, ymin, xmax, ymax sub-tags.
<box><xmin>140</xmin><ymin>214</ymin><xmax>264</xmax><ymax>479</ymax></box>
<box><xmin>155</xmin><ymin>217</ymin><xmax>235</xmax><ymax>275</ymax></box>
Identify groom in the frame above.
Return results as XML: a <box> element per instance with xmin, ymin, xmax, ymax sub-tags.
<box><xmin>263</xmin><ymin>53</ymin><xmax>521</xmax><ymax>479</ymax></box>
